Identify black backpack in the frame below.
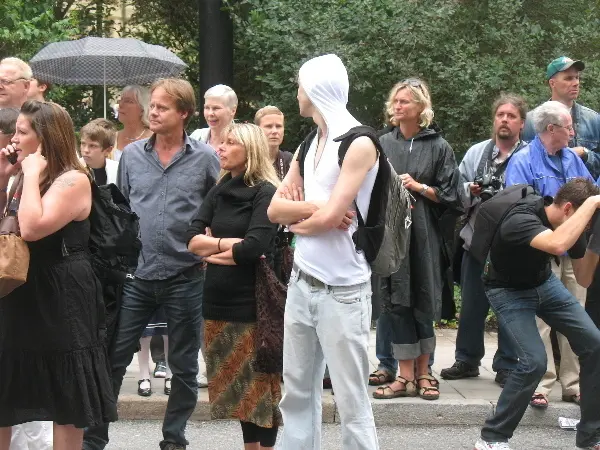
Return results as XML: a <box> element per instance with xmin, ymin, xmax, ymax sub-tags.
<box><xmin>470</xmin><ymin>183</ymin><xmax>538</xmax><ymax>265</ymax></box>
<box><xmin>297</xmin><ymin>126</ymin><xmax>411</xmax><ymax>276</ymax></box>
<box><xmin>88</xmin><ymin>182</ymin><xmax>142</xmax><ymax>283</ymax></box>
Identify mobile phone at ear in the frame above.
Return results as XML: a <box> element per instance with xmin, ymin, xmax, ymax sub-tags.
<box><xmin>7</xmin><ymin>152</ymin><xmax>17</xmax><ymax>165</ymax></box>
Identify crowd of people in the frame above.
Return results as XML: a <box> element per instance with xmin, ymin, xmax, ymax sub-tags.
<box><xmin>0</xmin><ymin>51</ymin><xmax>600</xmax><ymax>450</ymax></box>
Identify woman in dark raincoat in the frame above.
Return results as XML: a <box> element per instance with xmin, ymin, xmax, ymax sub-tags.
<box><xmin>373</xmin><ymin>79</ymin><xmax>463</xmax><ymax>401</ymax></box>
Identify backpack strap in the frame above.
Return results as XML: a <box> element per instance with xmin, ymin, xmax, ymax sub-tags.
<box><xmin>333</xmin><ymin>126</ymin><xmax>390</xmax><ymax>228</ymax></box>
<box><xmin>297</xmin><ymin>128</ymin><xmax>318</xmax><ymax>179</ymax></box>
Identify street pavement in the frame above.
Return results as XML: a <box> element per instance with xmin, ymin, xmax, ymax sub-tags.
<box><xmin>118</xmin><ymin>329</ymin><xmax>580</xmax><ymax>427</ymax></box>
<box><xmin>106</xmin><ymin>420</ymin><xmax>581</xmax><ymax>449</ymax></box>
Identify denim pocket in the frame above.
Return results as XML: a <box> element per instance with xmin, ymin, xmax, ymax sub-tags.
<box><xmin>330</xmin><ymin>284</ymin><xmax>362</xmax><ymax>304</ymax></box>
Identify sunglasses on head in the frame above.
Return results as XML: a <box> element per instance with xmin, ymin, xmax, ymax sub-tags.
<box><xmin>403</xmin><ymin>78</ymin><xmax>423</xmax><ymax>88</ymax></box>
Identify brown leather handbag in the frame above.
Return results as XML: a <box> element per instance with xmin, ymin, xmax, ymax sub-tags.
<box><xmin>0</xmin><ymin>173</ymin><xmax>29</xmax><ymax>298</ymax></box>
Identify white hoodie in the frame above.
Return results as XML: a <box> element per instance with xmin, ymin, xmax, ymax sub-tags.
<box><xmin>294</xmin><ymin>54</ymin><xmax>378</xmax><ymax>286</ymax></box>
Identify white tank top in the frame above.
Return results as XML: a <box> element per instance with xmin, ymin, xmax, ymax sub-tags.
<box><xmin>294</xmin><ymin>135</ymin><xmax>379</xmax><ymax>286</ymax></box>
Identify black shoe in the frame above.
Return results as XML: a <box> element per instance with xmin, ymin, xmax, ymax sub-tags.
<box><xmin>495</xmin><ymin>369</ymin><xmax>511</xmax><ymax>387</ymax></box>
<box><xmin>164</xmin><ymin>378</ymin><xmax>171</xmax><ymax>395</ymax></box>
<box><xmin>137</xmin><ymin>379</ymin><xmax>152</xmax><ymax>397</ymax></box>
<box><xmin>154</xmin><ymin>361</ymin><xmax>167</xmax><ymax>378</ymax></box>
<box><xmin>161</xmin><ymin>443</ymin><xmax>185</xmax><ymax>450</ymax></box>
<box><xmin>440</xmin><ymin>361</ymin><xmax>479</xmax><ymax>380</ymax></box>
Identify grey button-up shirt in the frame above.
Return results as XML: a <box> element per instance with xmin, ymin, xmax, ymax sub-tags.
<box><xmin>117</xmin><ymin>133</ymin><xmax>220</xmax><ymax>280</ymax></box>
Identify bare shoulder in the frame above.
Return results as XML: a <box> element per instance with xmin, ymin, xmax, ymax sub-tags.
<box><xmin>51</xmin><ymin>170</ymin><xmax>90</xmax><ymax>192</ymax></box>
<box><xmin>345</xmin><ymin>136</ymin><xmax>378</xmax><ymax>167</ymax></box>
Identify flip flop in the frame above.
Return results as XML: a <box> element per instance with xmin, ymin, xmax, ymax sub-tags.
<box><xmin>530</xmin><ymin>392</ymin><xmax>549</xmax><ymax>409</ymax></box>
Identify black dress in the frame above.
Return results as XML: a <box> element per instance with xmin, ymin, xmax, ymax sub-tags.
<box><xmin>0</xmin><ymin>220</ymin><xmax>117</xmax><ymax>428</ymax></box>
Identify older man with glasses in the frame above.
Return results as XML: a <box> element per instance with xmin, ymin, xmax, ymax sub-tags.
<box><xmin>0</xmin><ymin>57</ymin><xmax>31</xmax><ymax>109</ymax></box>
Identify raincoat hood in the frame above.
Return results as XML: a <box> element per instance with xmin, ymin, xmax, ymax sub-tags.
<box><xmin>298</xmin><ymin>54</ymin><xmax>360</xmax><ymax>137</ymax></box>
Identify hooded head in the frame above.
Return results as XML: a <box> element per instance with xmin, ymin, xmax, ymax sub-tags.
<box><xmin>297</xmin><ymin>54</ymin><xmax>360</xmax><ymax>136</ymax></box>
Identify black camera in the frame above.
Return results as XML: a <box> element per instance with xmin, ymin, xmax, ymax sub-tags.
<box><xmin>474</xmin><ymin>174</ymin><xmax>502</xmax><ymax>201</ymax></box>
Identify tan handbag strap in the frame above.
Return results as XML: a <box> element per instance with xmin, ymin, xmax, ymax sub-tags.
<box><xmin>4</xmin><ymin>172</ymin><xmax>23</xmax><ymax>218</ymax></box>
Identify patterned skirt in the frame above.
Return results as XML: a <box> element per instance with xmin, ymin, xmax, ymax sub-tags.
<box><xmin>204</xmin><ymin>320</ymin><xmax>282</xmax><ymax>428</ymax></box>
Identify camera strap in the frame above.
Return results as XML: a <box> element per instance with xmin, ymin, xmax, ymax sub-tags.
<box><xmin>476</xmin><ymin>139</ymin><xmax>525</xmax><ymax>179</ymax></box>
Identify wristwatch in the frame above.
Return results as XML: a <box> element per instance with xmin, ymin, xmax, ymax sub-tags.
<box><xmin>420</xmin><ymin>184</ymin><xmax>429</xmax><ymax>195</ymax></box>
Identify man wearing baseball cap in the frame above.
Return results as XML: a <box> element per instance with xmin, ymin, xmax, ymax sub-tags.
<box><xmin>523</xmin><ymin>56</ymin><xmax>600</xmax><ymax>179</ymax></box>
<box><xmin>520</xmin><ymin>56</ymin><xmax>600</xmax><ymax>413</ymax></box>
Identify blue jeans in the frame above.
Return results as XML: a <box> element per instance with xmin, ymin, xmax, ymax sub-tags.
<box><xmin>455</xmin><ymin>251</ymin><xmax>518</xmax><ymax>372</ymax></box>
<box><xmin>482</xmin><ymin>274</ymin><xmax>600</xmax><ymax>447</ymax></box>
<box><xmin>375</xmin><ymin>277</ymin><xmax>434</xmax><ymax>374</ymax></box>
<box><xmin>375</xmin><ymin>311</ymin><xmax>398</xmax><ymax>374</ymax></box>
<box><xmin>83</xmin><ymin>267</ymin><xmax>204</xmax><ymax>450</ymax></box>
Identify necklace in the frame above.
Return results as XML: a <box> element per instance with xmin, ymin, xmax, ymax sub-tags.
<box><xmin>124</xmin><ymin>128</ymin><xmax>147</xmax><ymax>141</ymax></box>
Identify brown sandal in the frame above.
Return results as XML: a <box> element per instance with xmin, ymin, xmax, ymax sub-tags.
<box><xmin>369</xmin><ymin>370</ymin><xmax>395</xmax><ymax>386</ymax></box>
<box><xmin>373</xmin><ymin>376</ymin><xmax>416</xmax><ymax>399</ymax></box>
<box><xmin>417</xmin><ymin>374</ymin><xmax>440</xmax><ymax>400</ymax></box>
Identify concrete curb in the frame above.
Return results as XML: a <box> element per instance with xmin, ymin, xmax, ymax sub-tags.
<box><xmin>117</xmin><ymin>396</ymin><xmax>580</xmax><ymax>427</ymax></box>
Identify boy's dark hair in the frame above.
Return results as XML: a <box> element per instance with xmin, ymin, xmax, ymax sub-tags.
<box><xmin>0</xmin><ymin>108</ymin><xmax>20</xmax><ymax>135</ymax></box>
<box><xmin>80</xmin><ymin>118</ymin><xmax>117</xmax><ymax>150</ymax></box>
<box><xmin>554</xmin><ymin>177</ymin><xmax>600</xmax><ymax>208</ymax></box>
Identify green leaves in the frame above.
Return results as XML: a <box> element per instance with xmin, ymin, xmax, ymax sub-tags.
<box><xmin>0</xmin><ymin>1</ymin><xmax>71</xmax><ymax>60</ymax></box>
<box><xmin>228</xmin><ymin>0</ymin><xmax>600</xmax><ymax>155</ymax></box>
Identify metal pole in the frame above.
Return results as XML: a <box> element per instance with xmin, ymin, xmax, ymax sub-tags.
<box><xmin>103</xmin><ymin>56</ymin><xmax>107</xmax><ymax>119</ymax></box>
<box><xmin>198</xmin><ymin>0</ymin><xmax>234</xmax><ymax>121</ymax></box>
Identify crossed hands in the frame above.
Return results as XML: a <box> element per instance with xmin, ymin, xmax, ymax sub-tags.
<box><xmin>279</xmin><ymin>182</ymin><xmax>355</xmax><ymax>230</ymax></box>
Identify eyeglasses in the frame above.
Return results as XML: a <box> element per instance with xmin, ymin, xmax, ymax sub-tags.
<box><xmin>0</xmin><ymin>78</ymin><xmax>27</xmax><ymax>87</ymax></box>
<box><xmin>552</xmin><ymin>123</ymin><xmax>574</xmax><ymax>132</ymax></box>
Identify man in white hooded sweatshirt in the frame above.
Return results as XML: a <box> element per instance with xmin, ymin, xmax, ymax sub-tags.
<box><xmin>268</xmin><ymin>54</ymin><xmax>380</xmax><ymax>450</ymax></box>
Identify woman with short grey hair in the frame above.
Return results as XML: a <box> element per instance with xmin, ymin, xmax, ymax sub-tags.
<box><xmin>191</xmin><ymin>84</ymin><xmax>237</xmax><ymax>150</ymax></box>
<box><xmin>113</xmin><ymin>85</ymin><xmax>152</xmax><ymax>161</ymax></box>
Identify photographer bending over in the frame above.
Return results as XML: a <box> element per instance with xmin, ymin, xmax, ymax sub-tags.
<box><xmin>474</xmin><ymin>178</ymin><xmax>600</xmax><ymax>450</ymax></box>
<box><xmin>505</xmin><ymin>100</ymin><xmax>593</xmax><ymax>409</ymax></box>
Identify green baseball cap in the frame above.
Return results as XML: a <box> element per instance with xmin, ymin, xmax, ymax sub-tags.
<box><xmin>546</xmin><ymin>56</ymin><xmax>585</xmax><ymax>80</ymax></box>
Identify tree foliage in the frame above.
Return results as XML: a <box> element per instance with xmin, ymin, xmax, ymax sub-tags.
<box><xmin>7</xmin><ymin>0</ymin><xmax>600</xmax><ymax>146</ymax></box>
<box><xmin>226</xmin><ymin>0</ymin><xmax>600</xmax><ymax>153</ymax></box>
<box><xmin>0</xmin><ymin>1</ymin><xmax>71</xmax><ymax>60</ymax></box>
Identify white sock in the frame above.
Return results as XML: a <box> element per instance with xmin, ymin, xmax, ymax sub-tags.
<box><xmin>163</xmin><ymin>335</ymin><xmax>172</xmax><ymax>378</ymax></box>
<box><xmin>137</xmin><ymin>336</ymin><xmax>152</xmax><ymax>380</ymax></box>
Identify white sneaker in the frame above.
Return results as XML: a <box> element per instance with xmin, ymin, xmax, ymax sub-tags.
<box><xmin>196</xmin><ymin>371</ymin><xmax>208</xmax><ymax>388</ymax></box>
<box><xmin>474</xmin><ymin>438</ymin><xmax>512</xmax><ymax>450</ymax></box>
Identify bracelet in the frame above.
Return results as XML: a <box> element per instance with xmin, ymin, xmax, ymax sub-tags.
<box><xmin>0</xmin><ymin>187</ymin><xmax>7</xmax><ymax>193</ymax></box>
<box><xmin>217</xmin><ymin>238</ymin><xmax>222</xmax><ymax>252</ymax></box>
<box><xmin>420</xmin><ymin>184</ymin><xmax>429</xmax><ymax>195</ymax></box>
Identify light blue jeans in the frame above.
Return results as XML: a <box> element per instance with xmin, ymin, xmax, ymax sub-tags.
<box><xmin>278</xmin><ymin>268</ymin><xmax>379</xmax><ymax>450</ymax></box>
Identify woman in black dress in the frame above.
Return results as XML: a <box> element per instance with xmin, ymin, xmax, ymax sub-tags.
<box><xmin>373</xmin><ymin>79</ymin><xmax>463</xmax><ymax>401</ymax></box>
<box><xmin>0</xmin><ymin>101</ymin><xmax>116</xmax><ymax>449</ymax></box>
<box><xmin>187</xmin><ymin>123</ymin><xmax>281</xmax><ymax>449</ymax></box>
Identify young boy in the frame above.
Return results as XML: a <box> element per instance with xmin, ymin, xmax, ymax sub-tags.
<box><xmin>80</xmin><ymin>118</ymin><xmax>118</xmax><ymax>185</ymax></box>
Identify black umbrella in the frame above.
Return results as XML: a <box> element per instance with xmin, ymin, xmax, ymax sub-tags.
<box><xmin>30</xmin><ymin>37</ymin><xmax>188</xmax><ymax>117</ymax></box>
